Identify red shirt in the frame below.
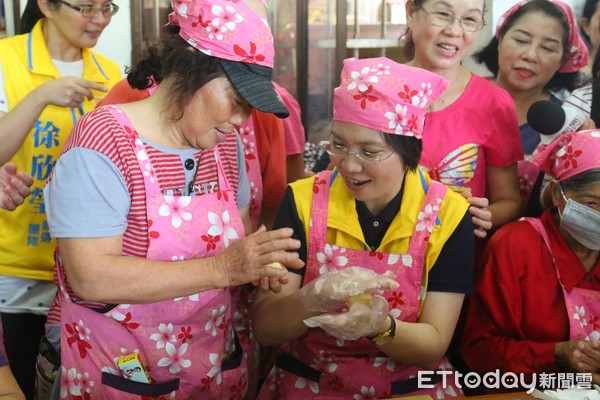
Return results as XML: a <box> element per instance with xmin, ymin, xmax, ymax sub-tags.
<box><xmin>251</xmin><ymin>109</ymin><xmax>287</xmax><ymax>208</ymax></box>
<box><xmin>461</xmin><ymin>209</ymin><xmax>600</xmax><ymax>379</ymax></box>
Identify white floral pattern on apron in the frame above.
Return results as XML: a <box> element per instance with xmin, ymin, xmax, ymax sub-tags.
<box><xmin>258</xmin><ymin>169</ymin><xmax>462</xmax><ymax>399</ymax></box>
<box><xmin>58</xmin><ymin>107</ymin><xmax>248</xmax><ymax>399</ymax></box>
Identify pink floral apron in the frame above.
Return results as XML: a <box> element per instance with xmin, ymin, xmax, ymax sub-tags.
<box><xmin>518</xmin><ymin>158</ymin><xmax>542</xmax><ymax>214</ymax></box>
<box><xmin>525</xmin><ymin>219</ymin><xmax>600</xmax><ymax>340</ymax></box>
<box><xmin>58</xmin><ymin>108</ymin><xmax>248</xmax><ymax>399</ymax></box>
<box><xmin>258</xmin><ymin>169</ymin><xmax>462</xmax><ymax>399</ymax></box>
<box><xmin>232</xmin><ymin>117</ymin><xmax>262</xmax><ymax>398</ymax></box>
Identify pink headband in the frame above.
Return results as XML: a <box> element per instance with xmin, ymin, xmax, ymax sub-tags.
<box><xmin>495</xmin><ymin>0</ymin><xmax>588</xmax><ymax>73</ymax></box>
<box><xmin>332</xmin><ymin>57</ymin><xmax>448</xmax><ymax>139</ymax></box>
<box><xmin>168</xmin><ymin>0</ymin><xmax>275</xmax><ymax>68</ymax></box>
<box><xmin>533</xmin><ymin>130</ymin><xmax>600</xmax><ymax>181</ymax></box>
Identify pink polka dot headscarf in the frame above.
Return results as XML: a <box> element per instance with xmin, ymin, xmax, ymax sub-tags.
<box><xmin>333</xmin><ymin>57</ymin><xmax>449</xmax><ymax>139</ymax></box>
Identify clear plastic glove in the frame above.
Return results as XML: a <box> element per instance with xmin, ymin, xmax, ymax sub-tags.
<box><xmin>294</xmin><ymin>266</ymin><xmax>398</xmax><ymax>313</ymax></box>
<box><xmin>303</xmin><ymin>294</ymin><xmax>390</xmax><ymax>341</ymax></box>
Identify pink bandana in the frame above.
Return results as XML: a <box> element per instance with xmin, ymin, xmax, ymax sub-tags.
<box><xmin>168</xmin><ymin>0</ymin><xmax>275</xmax><ymax>68</ymax></box>
<box><xmin>332</xmin><ymin>57</ymin><xmax>448</xmax><ymax>139</ymax></box>
<box><xmin>495</xmin><ymin>0</ymin><xmax>588</xmax><ymax>73</ymax></box>
<box><xmin>533</xmin><ymin>130</ymin><xmax>600</xmax><ymax>181</ymax></box>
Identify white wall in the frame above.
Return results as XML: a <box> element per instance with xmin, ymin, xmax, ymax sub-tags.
<box><xmin>94</xmin><ymin>0</ymin><xmax>132</xmax><ymax>75</ymax></box>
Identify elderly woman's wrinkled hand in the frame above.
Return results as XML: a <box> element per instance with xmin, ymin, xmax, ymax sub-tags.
<box><xmin>466</xmin><ymin>196</ymin><xmax>492</xmax><ymax>238</ymax></box>
<box><xmin>216</xmin><ymin>226</ymin><xmax>304</xmax><ymax>289</ymax></box>
<box><xmin>0</xmin><ymin>163</ymin><xmax>33</xmax><ymax>211</ymax></box>
<box><xmin>556</xmin><ymin>340</ymin><xmax>600</xmax><ymax>382</ymax></box>
<box><xmin>294</xmin><ymin>266</ymin><xmax>398</xmax><ymax>313</ymax></box>
<box><xmin>303</xmin><ymin>294</ymin><xmax>390</xmax><ymax>341</ymax></box>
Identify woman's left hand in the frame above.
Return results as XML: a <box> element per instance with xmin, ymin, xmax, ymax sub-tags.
<box><xmin>466</xmin><ymin>196</ymin><xmax>492</xmax><ymax>238</ymax></box>
<box><xmin>303</xmin><ymin>294</ymin><xmax>390</xmax><ymax>341</ymax></box>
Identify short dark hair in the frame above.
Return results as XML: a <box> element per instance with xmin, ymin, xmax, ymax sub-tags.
<box><xmin>383</xmin><ymin>134</ymin><xmax>422</xmax><ymax>172</ymax></box>
<box><xmin>473</xmin><ymin>0</ymin><xmax>579</xmax><ymax>92</ymax></box>
<box><xmin>580</xmin><ymin>0</ymin><xmax>600</xmax><ymax>46</ymax></box>
<box><xmin>126</xmin><ymin>25</ymin><xmax>226</xmax><ymax>121</ymax></box>
<box><xmin>559</xmin><ymin>168</ymin><xmax>600</xmax><ymax>193</ymax></box>
<box><xmin>402</xmin><ymin>0</ymin><xmax>487</xmax><ymax>60</ymax></box>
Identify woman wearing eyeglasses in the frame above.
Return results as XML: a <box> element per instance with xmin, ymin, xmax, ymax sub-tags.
<box><xmin>474</xmin><ymin>0</ymin><xmax>588</xmax><ymax>217</ymax></box>
<box><xmin>252</xmin><ymin>57</ymin><xmax>474</xmax><ymax>399</ymax></box>
<box><xmin>404</xmin><ymin>0</ymin><xmax>523</xmax><ymax>242</ymax></box>
<box><xmin>0</xmin><ymin>0</ymin><xmax>121</xmax><ymax>397</ymax></box>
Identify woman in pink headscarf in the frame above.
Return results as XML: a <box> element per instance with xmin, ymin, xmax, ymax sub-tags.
<box><xmin>252</xmin><ymin>57</ymin><xmax>475</xmax><ymax>399</ymax></box>
<box><xmin>462</xmin><ymin>130</ymin><xmax>600</xmax><ymax>392</ymax></box>
<box><xmin>474</xmin><ymin>0</ymin><xmax>589</xmax><ymax>216</ymax></box>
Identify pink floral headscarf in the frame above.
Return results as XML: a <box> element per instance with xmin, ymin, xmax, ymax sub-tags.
<box><xmin>495</xmin><ymin>0</ymin><xmax>588</xmax><ymax>73</ymax></box>
<box><xmin>533</xmin><ymin>130</ymin><xmax>600</xmax><ymax>181</ymax></box>
<box><xmin>332</xmin><ymin>57</ymin><xmax>449</xmax><ymax>139</ymax></box>
<box><xmin>168</xmin><ymin>0</ymin><xmax>275</xmax><ymax>68</ymax></box>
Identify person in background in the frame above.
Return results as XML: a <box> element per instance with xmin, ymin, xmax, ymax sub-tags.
<box><xmin>252</xmin><ymin>57</ymin><xmax>475</xmax><ymax>399</ymax></box>
<box><xmin>461</xmin><ymin>130</ymin><xmax>600</xmax><ymax>391</ymax></box>
<box><xmin>474</xmin><ymin>0</ymin><xmax>588</xmax><ymax>216</ymax></box>
<box><xmin>0</xmin><ymin>0</ymin><xmax>121</xmax><ymax>397</ymax></box>
<box><xmin>0</xmin><ymin>166</ymin><xmax>29</xmax><ymax>400</ymax></box>
<box><xmin>403</xmin><ymin>0</ymin><xmax>521</xmax><ymax>241</ymax></box>
<box><xmin>40</xmin><ymin>0</ymin><xmax>303</xmax><ymax>398</ymax></box>
<box><xmin>0</xmin><ymin>163</ymin><xmax>33</xmax><ymax>212</ymax></box>
<box><xmin>273</xmin><ymin>82</ymin><xmax>312</xmax><ymax>183</ymax></box>
<box><xmin>0</xmin><ymin>319</ymin><xmax>25</xmax><ymax>400</ymax></box>
<box><xmin>580</xmin><ymin>0</ymin><xmax>600</xmax><ymax>77</ymax></box>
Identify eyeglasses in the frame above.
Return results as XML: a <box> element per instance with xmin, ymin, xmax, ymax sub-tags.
<box><xmin>58</xmin><ymin>0</ymin><xmax>119</xmax><ymax>18</ymax></box>
<box><xmin>320</xmin><ymin>141</ymin><xmax>395</xmax><ymax>165</ymax></box>
<box><xmin>419</xmin><ymin>7</ymin><xmax>485</xmax><ymax>32</ymax></box>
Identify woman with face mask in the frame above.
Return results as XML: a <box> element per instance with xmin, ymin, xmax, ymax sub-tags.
<box><xmin>461</xmin><ymin>130</ymin><xmax>600</xmax><ymax>392</ymax></box>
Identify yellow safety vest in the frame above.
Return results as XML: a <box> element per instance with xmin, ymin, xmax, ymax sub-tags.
<box><xmin>0</xmin><ymin>20</ymin><xmax>121</xmax><ymax>280</ymax></box>
<box><xmin>289</xmin><ymin>168</ymin><xmax>469</xmax><ymax>279</ymax></box>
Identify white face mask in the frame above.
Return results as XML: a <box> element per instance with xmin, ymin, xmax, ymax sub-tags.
<box><xmin>558</xmin><ymin>186</ymin><xmax>600</xmax><ymax>251</ymax></box>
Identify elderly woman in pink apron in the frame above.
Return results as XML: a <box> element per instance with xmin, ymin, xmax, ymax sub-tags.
<box><xmin>462</xmin><ymin>130</ymin><xmax>600</xmax><ymax>392</ymax></box>
<box><xmin>39</xmin><ymin>0</ymin><xmax>304</xmax><ymax>399</ymax></box>
<box><xmin>251</xmin><ymin>57</ymin><xmax>475</xmax><ymax>399</ymax></box>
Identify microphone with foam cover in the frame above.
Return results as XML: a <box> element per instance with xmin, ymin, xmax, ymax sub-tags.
<box><xmin>526</xmin><ymin>100</ymin><xmax>587</xmax><ymax>145</ymax></box>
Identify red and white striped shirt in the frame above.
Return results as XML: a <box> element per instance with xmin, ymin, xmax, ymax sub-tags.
<box><xmin>46</xmin><ymin>106</ymin><xmax>243</xmax><ymax>324</ymax></box>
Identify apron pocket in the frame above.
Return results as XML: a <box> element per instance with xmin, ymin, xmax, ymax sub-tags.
<box><xmin>101</xmin><ymin>372</ymin><xmax>179</xmax><ymax>396</ymax></box>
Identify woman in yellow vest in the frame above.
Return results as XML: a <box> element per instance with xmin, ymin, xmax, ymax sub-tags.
<box><xmin>253</xmin><ymin>57</ymin><xmax>475</xmax><ymax>399</ymax></box>
<box><xmin>0</xmin><ymin>0</ymin><xmax>121</xmax><ymax>397</ymax></box>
